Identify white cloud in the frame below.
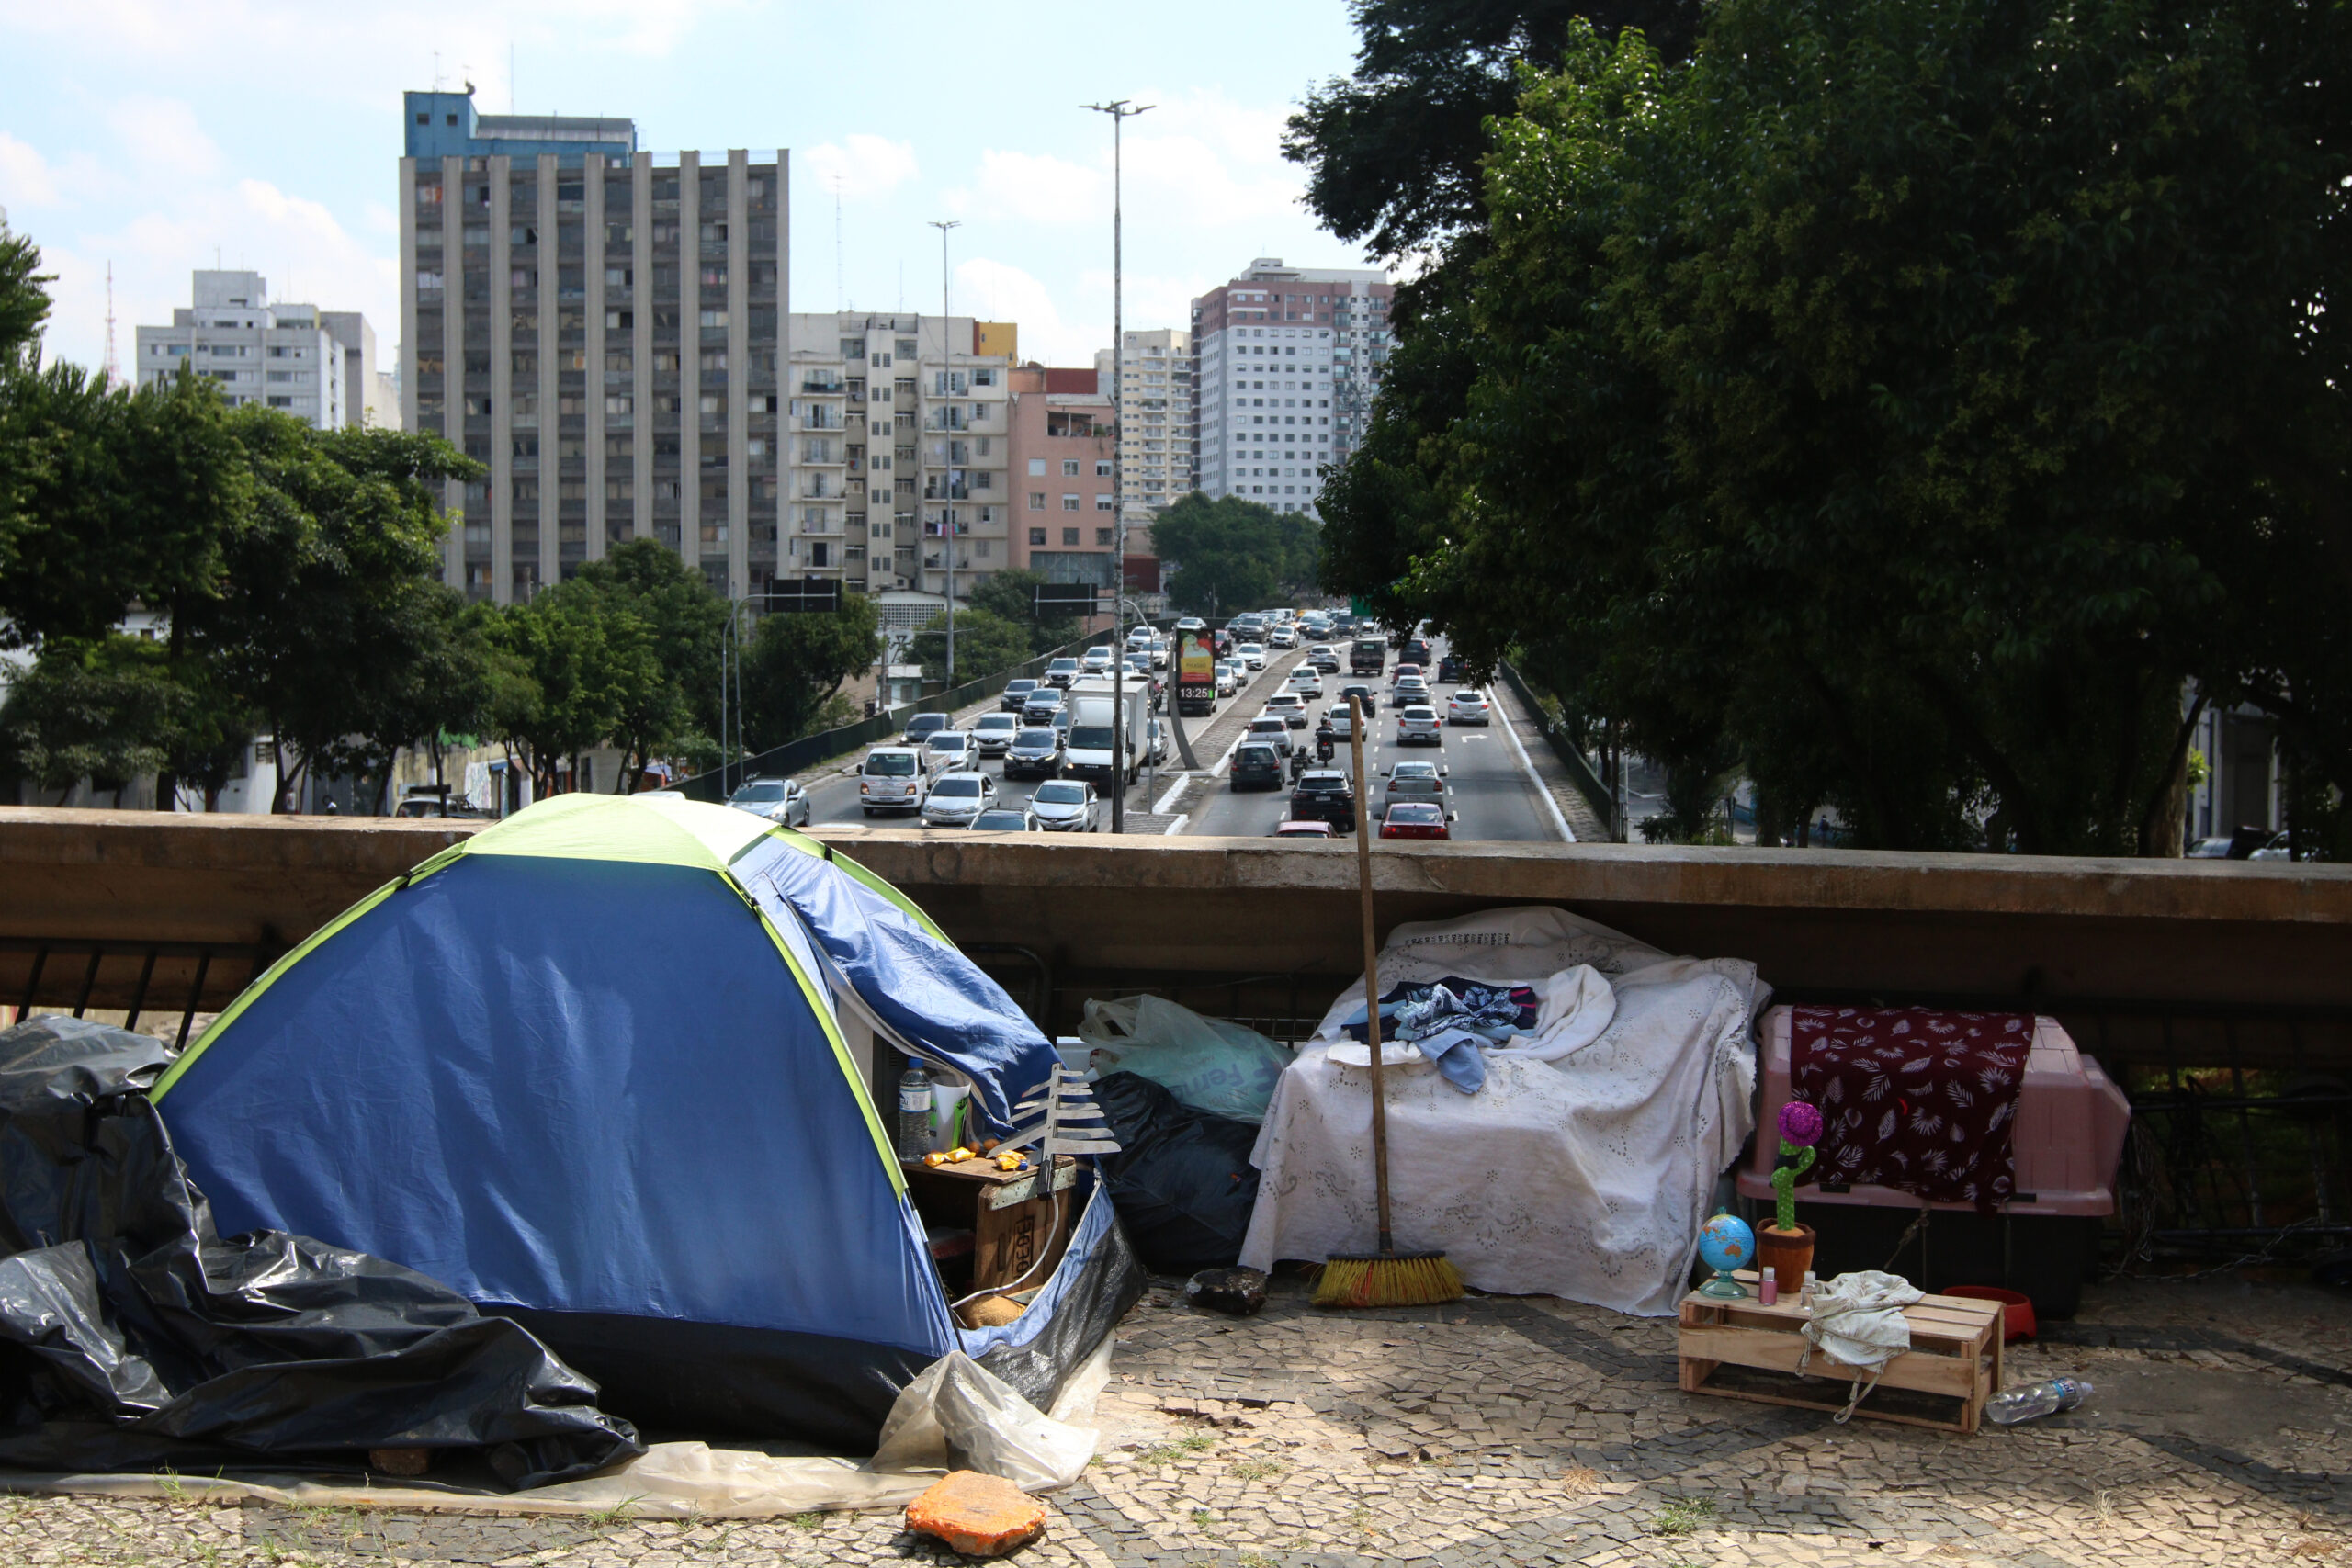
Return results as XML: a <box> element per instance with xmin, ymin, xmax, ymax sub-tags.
<box><xmin>954</xmin><ymin>257</ymin><xmax>1100</xmax><ymax>367</ymax></box>
<box><xmin>0</xmin><ymin>131</ymin><xmax>58</xmax><ymax>209</ymax></box>
<box><xmin>802</xmin><ymin>135</ymin><xmax>920</xmax><ymax>202</ymax></box>
<box><xmin>960</xmin><ymin>150</ymin><xmax>1103</xmax><ymax>227</ymax></box>
<box><xmin>108</xmin><ymin>96</ymin><xmax>220</xmax><ymax>180</ymax></box>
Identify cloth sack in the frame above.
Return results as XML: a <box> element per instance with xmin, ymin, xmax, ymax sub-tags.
<box><xmin>1799</xmin><ymin>1269</ymin><xmax>1925</xmax><ymax>1422</ymax></box>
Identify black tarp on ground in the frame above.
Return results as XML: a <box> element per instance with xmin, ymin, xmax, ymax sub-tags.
<box><xmin>1092</xmin><ymin>1072</ymin><xmax>1263</xmax><ymax>1274</ymax></box>
<box><xmin>0</xmin><ymin>1018</ymin><xmax>640</xmax><ymax>1489</ymax></box>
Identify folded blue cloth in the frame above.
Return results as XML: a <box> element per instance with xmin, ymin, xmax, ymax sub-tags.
<box><xmin>1411</xmin><ymin>1027</ymin><xmax>1487</xmax><ymax>1094</ymax></box>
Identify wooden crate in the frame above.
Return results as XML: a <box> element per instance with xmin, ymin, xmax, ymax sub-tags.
<box><xmin>1678</xmin><ymin>1274</ymin><xmax>2004</xmax><ymax>1434</ymax></box>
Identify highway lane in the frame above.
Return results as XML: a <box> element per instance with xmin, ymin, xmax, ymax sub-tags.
<box><xmin>1184</xmin><ymin>639</ymin><xmax>1564</xmax><ymax>841</ymax></box>
<box><xmin>797</xmin><ymin>650</ymin><xmax>1307</xmax><ymax>831</ymax></box>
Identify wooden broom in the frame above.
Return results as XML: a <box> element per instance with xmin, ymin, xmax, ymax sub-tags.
<box><xmin>1313</xmin><ymin>693</ymin><xmax>1464</xmax><ymax>1310</ymax></box>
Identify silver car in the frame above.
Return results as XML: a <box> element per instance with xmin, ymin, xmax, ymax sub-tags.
<box><xmin>924</xmin><ymin>731</ymin><xmax>976</xmax><ymax>773</ymax></box>
<box><xmin>1396</xmin><ymin>705</ymin><xmax>1443</xmax><ymax>746</ymax></box>
<box><xmin>1382</xmin><ymin>760</ymin><xmax>1455</xmax><ymax>819</ymax></box>
<box><xmin>1029</xmin><ymin>778</ymin><xmax>1100</xmax><ymax>832</ymax></box>
<box><xmin>728</xmin><ymin>776</ymin><xmax>811</xmax><ymax>827</ymax></box>
<box><xmin>972</xmin><ymin>713</ymin><xmax>1022</xmax><ymax>757</ymax></box>
<box><xmin>921</xmin><ymin>771</ymin><xmax>998</xmax><ymax>828</ymax></box>
<box><xmin>1446</xmin><ymin>688</ymin><xmax>1491</xmax><ymax>726</ymax></box>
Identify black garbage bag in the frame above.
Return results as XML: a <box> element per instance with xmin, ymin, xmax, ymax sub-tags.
<box><xmin>0</xmin><ymin>1017</ymin><xmax>640</xmax><ymax>1488</ymax></box>
<box><xmin>1092</xmin><ymin>1071</ymin><xmax>1262</xmax><ymax>1273</ymax></box>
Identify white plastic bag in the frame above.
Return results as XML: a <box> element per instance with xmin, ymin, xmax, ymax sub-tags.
<box><xmin>865</xmin><ymin>1351</ymin><xmax>1096</xmax><ymax>1492</ymax></box>
<box><xmin>1077</xmin><ymin>995</ymin><xmax>1292</xmax><ymax>1123</ymax></box>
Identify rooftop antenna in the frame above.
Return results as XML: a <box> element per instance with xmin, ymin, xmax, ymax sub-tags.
<box><xmin>102</xmin><ymin>262</ymin><xmax>118</xmax><ymax>389</ymax></box>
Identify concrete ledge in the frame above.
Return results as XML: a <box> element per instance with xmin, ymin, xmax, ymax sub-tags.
<box><xmin>1</xmin><ymin>808</ymin><xmax>2346</xmax><ymax>1034</ymax></box>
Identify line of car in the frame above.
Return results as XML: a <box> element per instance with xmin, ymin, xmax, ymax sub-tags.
<box><xmin>1227</xmin><ymin>631</ymin><xmax>1494</xmax><ymax>840</ymax></box>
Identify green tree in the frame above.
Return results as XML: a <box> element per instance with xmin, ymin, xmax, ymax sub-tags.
<box><xmin>908</xmin><ymin>607</ymin><xmax>1029</xmax><ymax>687</ymax></box>
<box><xmin>571</xmin><ymin>539</ymin><xmax>729</xmax><ymax>789</ymax></box>
<box><xmin>967</xmin><ymin>569</ymin><xmax>1080</xmax><ymax>655</ymax></box>
<box><xmin>1149</xmin><ymin>493</ymin><xmax>1318</xmax><ymax>616</ymax></box>
<box><xmin>0</xmin><ymin>636</ymin><xmax>186</xmax><ymax>802</ymax></box>
<box><xmin>1319</xmin><ymin>0</ymin><xmax>2352</xmax><ymax>855</ymax></box>
<box><xmin>738</xmin><ymin>596</ymin><xmax>883</xmax><ymax>753</ymax></box>
<box><xmin>484</xmin><ymin>588</ymin><xmax>661</xmax><ymax>798</ymax></box>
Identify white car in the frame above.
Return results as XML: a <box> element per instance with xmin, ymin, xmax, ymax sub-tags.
<box><xmin>923</xmin><ymin>730</ymin><xmax>976</xmax><ymax>773</ymax></box>
<box><xmin>727</xmin><ymin>776</ymin><xmax>810</xmax><ymax>827</ymax></box>
<box><xmin>1396</xmin><ymin>705</ymin><xmax>1443</xmax><ymax>746</ymax></box>
<box><xmin>1237</xmin><ymin>643</ymin><xmax>1266</xmax><ymax>671</ymax></box>
<box><xmin>1080</xmin><ymin>646</ymin><xmax>1114</xmax><ymax>674</ymax></box>
<box><xmin>1262</xmin><ymin>693</ymin><xmax>1310</xmax><ymax>729</ymax></box>
<box><xmin>972</xmin><ymin>713</ymin><xmax>1023</xmax><ymax>755</ymax></box>
<box><xmin>1127</xmin><ymin>624</ymin><xmax>1156</xmax><ymax>649</ymax></box>
<box><xmin>1214</xmin><ymin>661</ymin><xmax>1241</xmax><ymax>696</ymax></box>
<box><xmin>1446</xmin><ymin>689</ymin><xmax>1491</xmax><ymax>726</ymax></box>
<box><xmin>859</xmin><ymin>748</ymin><xmax>928</xmax><ymax>817</ymax></box>
<box><xmin>1148</xmin><ymin>718</ymin><xmax>1171</xmax><ymax>767</ymax></box>
<box><xmin>1285</xmin><ymin>669</ymin><xmax>1325</xmax><ymax>701</ymax></box>
<box><xmin>1149</xmin><ymin>636</ymin><xmax>1170</xmax><ymax>669</ymax></box>
<box><xmin>1245</xmin><ymin>716</ymin><xmax>1295</xmax><ymax>757</ymax></box>
<box><xmin>1029</xmin><ymin>778</ymin><xmax>1101</xmax><ymax>832</ymax></box>
<box><xmin>921</xmin><ymin>771</ymin><xmax>999</xmax><ymax>828</ymax></box>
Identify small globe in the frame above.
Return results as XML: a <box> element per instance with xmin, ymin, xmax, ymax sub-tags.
<box><xmin>1698</xmin><ymin>1212</ymin><xmax>1756</xmax><ymax>1275</ymax></box>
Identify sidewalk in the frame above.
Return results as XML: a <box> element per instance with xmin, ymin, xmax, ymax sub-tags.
<box><xmin>1489</xmin><ymin>675</ymin><xmax>1610</xmax><ymax>843</ymax></box>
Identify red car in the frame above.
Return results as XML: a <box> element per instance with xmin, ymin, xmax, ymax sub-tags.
<box><xmin>1380</xmin><ymin>802</ymin><xmax>1451</xmax><ymax>840</ymax></box>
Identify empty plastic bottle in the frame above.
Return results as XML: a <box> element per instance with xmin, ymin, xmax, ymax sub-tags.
<box><xmin>897</xmin><ymin>1065</ymin><xmax>933</xmax><ymax>1162</ymax></box>
<box><xmin>1984</xmin><ymin>1377</ymin><xmax>2094</xmax><ymax>1425</ymax></box>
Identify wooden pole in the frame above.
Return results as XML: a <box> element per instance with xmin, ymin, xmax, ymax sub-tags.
<box><xmin>1350</xmin><ymin>694</ymin><xmax>1394</xmax><ymax>1252</ymax></box>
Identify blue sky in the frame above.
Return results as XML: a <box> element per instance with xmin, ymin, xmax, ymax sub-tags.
<box><xmin>0</xmin><ymin>0</ymin><xmax>1370</xmax><ymax>376</ymax></box>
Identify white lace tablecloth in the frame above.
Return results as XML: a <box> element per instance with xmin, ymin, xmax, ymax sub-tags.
<box><xmin>1239</xmin><ymin>930</ymin><xmax>1761</xmax><ymax>1315</ymax></box>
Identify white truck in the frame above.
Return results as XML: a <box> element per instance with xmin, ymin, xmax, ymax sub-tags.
<box><xmin>1064</xmin><ymin>679</ymin><xmax>1148</xmax><ymax>786</ymax></box>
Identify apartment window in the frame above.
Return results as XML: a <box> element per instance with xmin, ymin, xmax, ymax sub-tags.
<box><xmin>1061</xmin><ymin>527</ymin><xmax>1080</xmax><ymax>546</ymax></box>
<box><xmin>698</xmin><ymin>310</ymin><xmax>729</xmax><ymax>328</ymax></box>
<box><xmin>1096</xmin><ymin>495</ymin><xmax>1114</xmax><ymax>512</ymax></box>
<box><xmin>972</xmin><ymin>367</ymin><xmax>997</xmax><ymax>387</ymax></box>
<box><xmin>1027</xmin><ymin>458</ymin><xmax>1046</xmax><ymax>476</ymax></box>
<box><xmin>1027</xmin><ymin>492</ymin><xmax>1046</xmax><ymax>511</ymax></box>
<box><xmin>839</xmin><ymin>337</ymin><xmax>865</xmax><ymax>357</ymax></box>
<box><xmin>895</xmin><ymin>338</ymin><xmax>917</xmax><ymax>356</ymax></box>
<box><xmin>1062</xmin><ymin>495</ymin><xmax>1080</xmax><ymax>513</ymax></box>
<box><xmin>1060</xmin><ymin>459</ymin><xmax>1080</xmax><ymax>477</ymax></box>
<box><xmin>1095</xmin><ymin>460</ymin><xmax>1112</xmax><ymax>477</ymax></box>
<box><xmin>1029</xmin><ymin>527</ymin><xmax>1046</xmax><ymax>546</ymax></box>
<box><xmin>1096</xmin><ymin>527</ymin><xmax>1114</xmax><ymax>546</ymax></box>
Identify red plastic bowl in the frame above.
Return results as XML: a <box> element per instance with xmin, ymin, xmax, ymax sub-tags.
<box><xmin>1943</xmin><ymin>1285</ymin><xmax>2036</xmax><ymax>1342</ymax></box>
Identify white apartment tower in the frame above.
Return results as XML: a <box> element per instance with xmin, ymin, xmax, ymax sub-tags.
<box><xmin>1092</xmin><ymin>328</ymin><xmax>1191</xmax><ymax>515</ymax></box>
<box><xmin>135</xmin><ymin>271</ymin><xmax>385</xmax><ymax>432</ymax></box>
<box><xmin>1189</xmin><ymin>258</ymin><xmax>1394</xmax><ymax>515</ymax></box>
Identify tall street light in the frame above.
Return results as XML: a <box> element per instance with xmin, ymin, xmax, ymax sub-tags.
<box><xmin>929</xmin><ymin>218</ymin><xmax>962</xmax><ymax>686</ymax></box>
<box><xmin>1085</xmin><ymin>97</ymin><xmax>1151</xmax><ymax>832</ymax></box>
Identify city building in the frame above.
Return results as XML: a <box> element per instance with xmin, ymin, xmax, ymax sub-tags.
<box><xmin>1008</xmin><ymin>366</ymin><xmax>1118</xmax><ymax>592</ymax></box>
<box><xmin>400</xmin><ymin>88</ymin><xmax>1016</xmax><ymax>607</ymax></box>
<box><xmin>1188</xmin><ymin>257</ymin><xmax>1393</xmax><ymax>516</ymax></box>
<box><xmin>400</xmin><ymin>88</ymin><xmax>780</xmax><ymax>603</ymax></box>
<box><xmin>136</xmin><ymin>271</ymin><xmax>386</xmax><ymax>431</ymax></box>
<box><xmin>1092</xmin><ymin>328</ymin><xmax>1190</xmax><ymax>516</ymax></box>
<box><xmin>781</xmin><ymin>312</ymin><xmax>1012</xmax><ymax>601</ymax></box>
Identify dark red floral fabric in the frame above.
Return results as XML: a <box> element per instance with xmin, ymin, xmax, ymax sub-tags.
<box><xmin>1789</xmin><ymin>1008</ymin><xmax>2033</xmax><ymax>1209</ymax></box>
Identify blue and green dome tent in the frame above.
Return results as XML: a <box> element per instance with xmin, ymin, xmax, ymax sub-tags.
<box><xmin>152</xmin><ymin>794</ymin><xmax>1142</xmax><ymax>1449</ymax></box>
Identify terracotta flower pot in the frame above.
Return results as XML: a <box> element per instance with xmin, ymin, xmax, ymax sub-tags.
<box><xmin>1755</xmin><ymin>1223</ymin><xmax>1815</xmax><ymax>1290</ymax></box>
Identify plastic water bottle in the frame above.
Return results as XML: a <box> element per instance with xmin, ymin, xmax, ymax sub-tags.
<box><xmin>897</xmin><ymin>1065</ymin><xmax>933</xmax><ymax>1162</ymax></box>
<box><xmin>1984</xmin><ymin>1377</ymin><xmax>2094</xmax><ymax>1425</ymax></box>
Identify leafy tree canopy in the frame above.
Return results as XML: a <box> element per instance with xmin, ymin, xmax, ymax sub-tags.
<box><xmin>739</xmin><ymin>595</ymin><xmax>882</xmax><ymax>752</ymax></box>
<box><xmin>909</xmin><ymin>607</ymin><xmax>1030</xmax><ymax>687</ymax></box>
<box><xmin>1317</xmin><ymin>0</ymin><xmax>2352</xmax><ymax>855</ymax></box>
<box><xmin>967</xmin><ymin>569</ymin><xmax>1081</xmax><ymax>655</ymax></box>
<box><xmin>1151</xmin><ymin>494</ymin><xmax>1321</xmax><ymax>617</ymax></box>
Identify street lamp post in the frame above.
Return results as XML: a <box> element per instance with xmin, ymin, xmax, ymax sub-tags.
<box><xmin>1086</xmin><ymin>97</ymin><xmax>1151</xmax><ymax>832</ymax></box>
<box><xmin>928</xmin><ymin>219</ymin><xmax>962</xmax><ymax>686</ymax></box>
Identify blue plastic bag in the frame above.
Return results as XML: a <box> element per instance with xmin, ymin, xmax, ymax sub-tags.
<box><xmin>1075</xmin><ymin>996</ymin><xmax>1292</xmax><ymax>1124</ymax></box>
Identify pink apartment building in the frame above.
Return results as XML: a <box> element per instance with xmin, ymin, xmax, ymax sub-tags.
<box><xmin>1007</xmin><ymin>366</ymin><xmax>1124</xmax><ymax>592</ymax></box>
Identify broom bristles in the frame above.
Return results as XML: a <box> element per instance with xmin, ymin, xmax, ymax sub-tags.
<box><xmin>1312</xmin><ymin>1252</ymin><xmax>1466</xmax><ymax>1309</ymax></box>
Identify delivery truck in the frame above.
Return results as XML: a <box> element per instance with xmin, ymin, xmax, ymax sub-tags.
<box><xmin>1064</xmin><ymin>680</ymin><xmax>1148</xmax><ymax>786</ymax></box>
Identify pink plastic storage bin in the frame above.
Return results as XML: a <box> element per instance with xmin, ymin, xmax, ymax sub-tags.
<box><xmin>1736</xmin><ymin>1007</ymin><xmax>2132</xmax><ymax>1217</ymax></box>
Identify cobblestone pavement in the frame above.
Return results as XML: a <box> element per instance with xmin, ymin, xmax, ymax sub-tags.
<box><xmin>4</xmin><ymin>1270</ymin><xmax>2345</xmax><ymax>1566</ymax></box>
